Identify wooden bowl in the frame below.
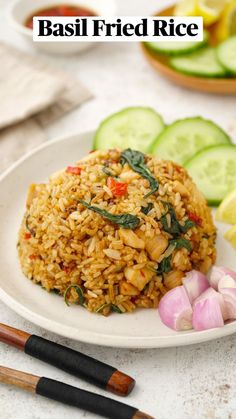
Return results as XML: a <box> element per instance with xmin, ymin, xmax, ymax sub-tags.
<box><xmin>141</xmin><ymin>6</ymin><xmax>236</xmax><ymax>95</ymax></box>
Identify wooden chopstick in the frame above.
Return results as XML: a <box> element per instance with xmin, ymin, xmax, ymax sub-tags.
<box><xmin>0</xmin><ymin>366</ymin><xmax>154</xmax><ymax>419</ymax></box>
<box><xmin>0</xmin><ymin>323</ymin><xmax>135</xmax><ymax>397</ymax></box>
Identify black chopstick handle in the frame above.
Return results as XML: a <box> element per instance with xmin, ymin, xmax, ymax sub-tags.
<box><xmin>36</xmin><ymin>377</ymin><xmax>137</xmax><ymax>419</ymax></box>
<box><xmin>25</xmin><ymin>335</ymin><xmax>115</xmax><ymax>389</ymax></box>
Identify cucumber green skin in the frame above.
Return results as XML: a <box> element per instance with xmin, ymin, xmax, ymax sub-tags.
<box><xmin>185</xmin><ymin>144</ymin><xmax>236</xmax><ymax>206</ymax></box>
<box><xmin>208</xmin><ymin>199</ymin><xmax>222</xmax><ymax>207</ymax></box>
<box><xmin>170</xmin><ymin>47</ymin><xmax>228</xmax><ymax>78</ymax></box>
<box><xmin>93</xmin><ymin>107</ymin><xmax>165</xmax><ymax>153</ymax></box>
<box><xmin>217</xmin><ymin>36</ymin><xmax>236</xmax><ymax>76</ymax></box>
<box><xmin>145</xmin><ymin>31</ymin><xmax>209</xmax><ymax>57</ymax></box>
<box><xmin>171</xmin><ymin>63</ymin><xmax>227</xmax><ymax>78</ymax></box>
<box><xmin>146</xmin><ymin>40</ymin><xmax>205</xmax><ymax>56</ymax></box>
<box><xmin>150</xmin><ymin>117</ymin><xmax>231</xmax><ymax>166</ymax></box>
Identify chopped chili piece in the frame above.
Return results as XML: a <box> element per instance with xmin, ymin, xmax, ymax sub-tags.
<box><xmin>63</xmin><ymin>266</ymin><xmax>72</xmax><ymax>274</ymax></box>
<box><xmin>24</xmin><ymin>233</ymin><xmax>31</xmax><ymax>240</ymax></box>
<box><xmin>140</xmin><ymin>270</ymin><xmax>145</xmax><ymax>278</ymax></box>
<box><xmin>175</xmin><ymin>165</ymin><xmax>183</xmax><ymax>174</ymax></box>
<box><xmin>107</xmin><ymin>177</ymin><xmax>127</xmax><ymax>197</ymax></box>
<box><xmin>66</xmin><ymin>166</ymin><xmax>82</xmax><ymax>175</ymax></box>
<box><xmin>130</xmin><ymin>297</ymin><xmax>137</xmax><ymax>304</ymax></box>
<box><xmin>188</xmin><ymin>212</ymin><xmax>202</xmax><ymax>227</ymax></box>
<box><xmin>29</xmin><ymin>254</ymin><xmax>37</xmax><ymax>260</ymax></box>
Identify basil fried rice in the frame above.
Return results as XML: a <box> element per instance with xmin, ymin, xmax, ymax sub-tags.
<box><xmin>18</xmin><ymin>149</ymin><xmax>216</xmax><ymax>316</ymax></box>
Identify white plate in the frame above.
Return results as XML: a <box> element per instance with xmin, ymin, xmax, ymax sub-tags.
<box><xmin>0</xmin><ymin>131</ymin><xmax>235</xmax><ymax>348</ymax></box>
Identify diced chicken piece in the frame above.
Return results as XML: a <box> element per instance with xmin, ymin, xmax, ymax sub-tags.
<box><xmin>146</xmin><ymin>235</ymin><xmax>168</xmax><ymax>261</ymax></box>
<box><xmin>119</xmin><ymin>280</ymin><xmax>140</xmax><ymax>296</ymax></box>
<box><xmin>135</xmin><ymin>229</ymin><xmax>146</xmax><ymax>241</ymax></box>
<box><xmin>119</xmin><ymin>229</ymin><xmax>145</xmax><ymax>249</ymax></box>
<box><xmin>119</xmin><ymin>170</ymin><xmax>139</xmax><ymax>181</ymax></box>
<box><xmin>124</xmin><ymin>267</ymin><xmax>153</xmax><ymax>291</ymax></box>
<box><xmin>164</xmin><ymin>270</ymin><xmax>184</xmax><ymax>290</ymax></box>
<box><xmin>103</xmin><ymin>249</ymin><xmax>121</xmax><ymax>260</ymax></box>
<box><xmin>173</xmin><ymin>181</ymin><xmax>189</xmax><ymax>197</ymax></box>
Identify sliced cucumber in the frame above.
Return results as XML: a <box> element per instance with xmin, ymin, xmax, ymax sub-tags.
<box><xmin>94</xmin><ymin>107</ymin><xmax>165</xmax><ymax>153</ymax></box>
<box><xmin>151</xmin><ymin>117</ymin><xmax>231</xmax><ymax>166</ymax></box>
<box><xmin>217</xmin><ymin>36</ymin><xmax>236</xmax><ymax>75</ymax></box>
<box><xmin>146</xmin><ymin>31</ymin><xmax>209</xmax><ymax>56</ymax></box>
<box><xmin>185</xmin><ymin>145</ymin><xmax>236</xmax><ymax>206</ymax></box>
<box><xmin>170</xmin><ymin>47</ymin><xmax>227</xmax><ymax>78</ymax></box>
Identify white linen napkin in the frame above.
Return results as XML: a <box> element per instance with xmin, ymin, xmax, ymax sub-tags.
<box><xmin>0</xmin><ymin>42</ymin><xmax>92</xmax><ymax>172</ymax></box>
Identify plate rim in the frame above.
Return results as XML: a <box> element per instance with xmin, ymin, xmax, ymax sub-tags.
<box><xmin>1</xmin><ymin>130</ymin><xmax>236</xmax><ymax>348</ymax></box>
<box><xmin>0</xmin><ymin>129</ymin><xmax>90</xmax><ymax>184</ymax></box>
<box><xmin>1</xmin><ymin>282</ymin><xmax>236</xmax><ymax>348</ymax></box>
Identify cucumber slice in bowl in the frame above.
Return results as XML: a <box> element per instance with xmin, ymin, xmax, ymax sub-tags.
<box><xmin>146</xmin><ymin>30</ymin><xmax>209</xmax><ymax>56</ymax></box>
<box><xmin>217</xmin><ymin>36</ymin><xmax>236</xmax><ymax>75</ymax></box>
<box><xmin>94</xmin><ymin>107</ymin><xmax>165</xmax><ymax>153</ymax></box>
<box><xmin>151</xmin><ymin>117</ymin><xmax>231</xmax><ymax>166</ymax></box>
<box><xmin>185</xmin><ymin>145</ymin><xmax>236</xmax><ymax>206</ymax></box>
<box><xmin>170</xmin><ymin>47</ymin><xmax>228</xmax><ymax>78</ymax></box>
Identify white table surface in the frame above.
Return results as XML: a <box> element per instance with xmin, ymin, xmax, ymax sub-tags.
<box><xmin>1</xmin><ymin>1</ymin><xmax>236</xmax><ymax>418</ymax></box>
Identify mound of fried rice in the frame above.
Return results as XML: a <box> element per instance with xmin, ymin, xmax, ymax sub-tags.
<box><xmin>18</xmin><ymin>149</ymin><xmax>216</xmax><ymax>316</ymax></box>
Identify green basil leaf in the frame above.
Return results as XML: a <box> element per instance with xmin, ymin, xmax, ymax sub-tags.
<box><xmin>170</xmin><ymin>238</ymin><xmax>192</xmax><ymax>252</ymax></box>
<box><xmin>102</xmin><ymin>166</ymin><xmax>120</xmax><ymax>180</ymax></box>
<box><xmin>80</xmin><ymin>200</ymin><xmax>140</xmax><ymax>229</ymax></box>
<box><xmin>102</xmin><ymin>166</ymin><xmax>114</xmax><ymax>177</ymax></box>
<box><xmin>120</xmin><ymin>149</ymin><xmax>159</xmax><ymax>198</ymax></box>
<box><xmin>141</xmin><ymin>203</ymin><xmax>154</xmax><ymax>215</ymax></box>
<box><xmin>160</xmin><ymin>202</ymin><xmax>196</xmax><ymax>237</ymax></box>
<box><xmin>180</xmin><ymin>219</ymin><xmax>196</xmax><ymax>233</ymax></box>
<box><xmin>120</xmin><ymin>148</ymin><xmax>145</xmax><ymax>167</ymax></box>
<box><xmin>52</xmin><ymin>288</ymin><xmax>60</xmax><ymax>295</ymax></box>
<box><xmin>96</xmin><ymin>303</ymin><xmax>111</xmax><ymax>314</ymax></box>
<box><xmin>64</xmin><ymin>285</ymin><xmax>84</xmax><ymax>306</ymax></box>
<box><xmin>160</xmin><ymin>213</ymin><xmax>181</xmax><ymax>236</ymax></box>
<box><xmin>111</xmin><ymin>304</ymin><xmax>123</xmax><ymax>313</ymax></box>
<box><xmin>96</xmin><ymin>303</ymin><xmax>123</xmax><ymax>314</ymax></box>
<box><xmin>156</xmin><ymin>255</ymin><xmax>172</xmax><ymax>274</ymax></box>
<box><xmin>26</xmin><ymin>215</ymin><xmax>36</xmax><ymax>237</ymax></box>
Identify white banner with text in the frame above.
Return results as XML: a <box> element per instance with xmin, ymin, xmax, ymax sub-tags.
<box><xmin>33</xmin><ymin>16</ymin><xmax>203</xmax><ymax>42</ymax></box>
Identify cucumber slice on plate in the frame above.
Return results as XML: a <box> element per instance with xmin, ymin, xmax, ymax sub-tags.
<box><xmin>185</xmin><ymin>144</ymin><xmax>236</xmax><ymax>206</ymax></box>
<box><xmin>217</xmin><ymin>36</ymin><xmax>236</xmax><ymax>75</ymax></box>
<box><xmin>170</xmin><ymin>47</ymin><xmax>227</xmax><ymax>77</ymax></box>
<box><xmin>94</xmin><ymin>107</ymin><xmax>165</xmax><ymax>153</ymax></box>
<box><xmin>146</xmin><ymin>30</ymin><xmax>209</xmax><ymax>56</ymax></box>
<box><xmin>151</xmin><ymin>117</ymin><xmax>231</xmax><ymax>165</ymax></box>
